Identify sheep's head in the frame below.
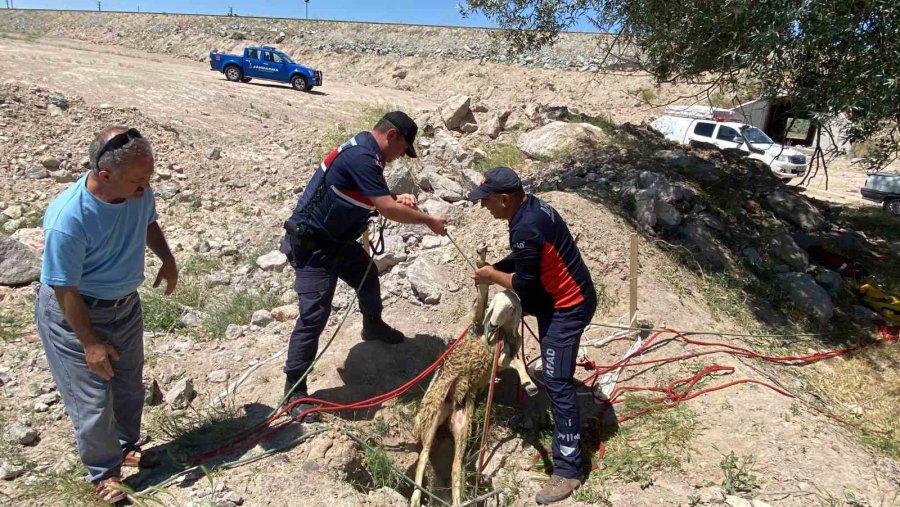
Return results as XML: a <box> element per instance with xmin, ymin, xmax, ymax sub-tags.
<box><xmin>483</xmin><ymin>290</ymin><xmax>522</xmax><ymax>343</ymax></box>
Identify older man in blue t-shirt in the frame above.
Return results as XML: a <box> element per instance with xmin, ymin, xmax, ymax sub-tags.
<box><xmin>35</xmin><ymin>127</ymin><xmax>177</xmax><ymax>504</ymax></box>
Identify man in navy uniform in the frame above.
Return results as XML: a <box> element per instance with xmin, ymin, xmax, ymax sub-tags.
<box><xmin>281</xmin><ymin>111</ymin><xmax>447</xmax><ymax>418</ymax></box>
<box><xmin>469</xmin><ymin>166</ymin><xmax>596</xmax><ymax>504</ymax></box>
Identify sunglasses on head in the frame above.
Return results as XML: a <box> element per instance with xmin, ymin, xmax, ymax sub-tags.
<box><xmin>92</xmin><ymin>128</ymin><xmax>143</xmax><ymax>170</ymax></box>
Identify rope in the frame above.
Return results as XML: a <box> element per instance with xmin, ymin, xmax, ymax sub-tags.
<box><xmin>188</xmin><ymin>323</ymin><xmax>473</xmax><ymax>462</ymax></box>
<box><xmin>445</xmin><ymin>231</ymin><xmax>479</xmax><ymax>271</ymax></box>
<box><xmin>522</xmin><ymin>323</ymin><xmax>898</xmax><ymax>471</ymax></box>
<box><xmin>477</xmin><ymin>339</ymin><xmax>503</xmax><ymax>476</ymax></box>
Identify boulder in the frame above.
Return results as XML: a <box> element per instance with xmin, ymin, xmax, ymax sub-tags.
<box><xmin>439</xmin><ymin>94</ymin><xmax>474</xmax><ymax>131</ymax></box>
<box><xmin>256</xmin><ymin>250</ymin><xmax>288</xmax><ymax>271</ymax></box>
<box><xmin>765</xmin><ymin>189</ymin><xmax>830</xmax><ymax>232</ymax></box>
<box><xmin>407</xmin><ymin>257</ymin><xmax>445</xmax><ymax>304</ymax></box>
<box><xmin>165</xmin><ymin>378</ymin><xmax>195</xmax><ymax>409</ymax></box>
<box><xmin>769</xmin><ymin>230</ymin><xmax>809</xmax><ymax>272</ymax></box>
<box><xmin>419</xmin><ymin>167</ymin><xmax>465</xmax><ymax>202</ymax></box>
<box><xmin>0</xmin><ymin>236</ymin><xmax>40</xmax><ymax>286</ymax></box>
<box><xmin>384</xmin><ymin>165</ymin><xmax>417</xmax><ymax>196</ymax></box>
<box><xmin>776</xmin><ymin>272</ymin><xmax>834</xmax><ymax>322</ymax></box>
<box><xmin>517</xmin><ymin>121</ymin><xmax>607</xmax><ymax>159</ymax></box>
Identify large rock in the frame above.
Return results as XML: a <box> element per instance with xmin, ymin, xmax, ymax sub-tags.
<box><xmin>484</xmin><ymin>113</ymin><xmax>503</xmax><ymax>139</ymax></box>
<box><xmin>0</xmin><ymin>236</ymin><xmax>40</xmax><ymax>286</ymax></box>
<box><xmin>407</xmin><ymin>257</ymin><xmax>445</xmax><ymax>304</ymax></box>
<box><xmin>426</xmin><ymin>129</ymin><xmax>474</xmax><ymax>169</ymax></box>
<box><xmin>256</xmin><ymin>250</ymin><xmax>288</xmax><ymax>271</ymax></box>
<box><xmin>517</xmin><ymin>121</ymin><xmax>607</xmax><ymax>159</ymax></box>
<box><xmin>769</xmin><ymin>230</ymin><xmax>809</xmax><ymax>271</ymax></box>
<box><xmin>655</xmin><ymin>201</ymin><xmax>683</xmax><ymax>227</ymax></box>
<box><xmin>418</xmin><ymin>167</ymin><xmax>465</xmax><ymax>202</ymax></box>
<box><xmin>271</xmin><ymin>304</ymin><xmax>300</xmax><ymax>322</ymax></box>
<box><xmin>373</xmin><ymin>232</ymin><xmax>408</xmax><ymax>273</ymax></box>
<box><xmin>164</xmin><ymin>378</ymin><xmax>195</xmax><ymax>409</ymax></box>
<box><xmin>250</xmin><ymin>309</ymin><xmax>273</xmax><ymax>326</ymax></box>
<box><xmin>10</xmin><ymin>228</ymin><xmax>44</xmax><ymax>256</ymax></box>
<box><xmin>677</xmin><ymin>221</ymin><xmax>729</xmax><ymax>271</ymax></box>
<box><xmin>776</xmin><ymin>272</ymin><xmax>834</xmax><ymax>322</ymax></box>
<box><xmin>439</xmin><ymin>94</ymin><xmax>474</xmax><ymax>131</ymax></box>
<box><xmin>4</xmin><ymin>421</ymin><xmax>38</xmax><ymax>446</ymax></box>
<box><xmin>633</xmin><ymin>190</ymin><xmax>657</xmax><ymax>229</ymax></box>
<box><xmin>384</xmin><ymin>165</ymin><xmax>417</xmax><ymax>196</ymax></box>
<box><xmin>765</xmin><ymin>189</ymin><xmax>830</xmax><ymax>232</ymax></box>
<box><xmin>815</xmin><ymin>269</ymin><xmax>842</xmax><ymax>299</ymax></box>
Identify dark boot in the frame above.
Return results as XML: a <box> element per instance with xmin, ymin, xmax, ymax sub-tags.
<box><xmin>535</xmin><ymin>475</ymin><xmax>582</xmax><ymax>504</ymax></box>
<box><xmin>361</xmin><ymin>316</ymin><xmax>405</xmax><ymax>344</ymax></box>
<box><xmin>283</xmin><ymin>378</ymin><xmax>319</xmax><ymax>423</ymax></box>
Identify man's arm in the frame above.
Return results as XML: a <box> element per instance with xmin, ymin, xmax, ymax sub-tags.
<box><xmin>52</xmin><ymin>286</ymin><xmax>120</xmax><ymax>381</ymax></box>
<box><xmin>472</xmin><ymin>234</ymin><xmax>542</xmax><ymax>293</ymax></box>
<box><xmin>147</xmin><ymin>221</ymin><xmax>178</xmax><ymax>295</ymax></box>
<box><xmin>371</xmin><ymin>195</ymin><xmax>447</xmax><ymax>235</ymax></box>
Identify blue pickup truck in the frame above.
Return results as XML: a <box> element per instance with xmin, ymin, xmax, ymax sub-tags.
<box><xmin>209</xmin><ymin>46</ymin><xmax>322</xmax><ymax>92</ymax></box>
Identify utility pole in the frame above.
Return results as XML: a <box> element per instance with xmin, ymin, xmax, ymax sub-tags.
<box><xmin>97</xmin><ymin>1</ymin><xmax>101</xmax><ymax>12</ymax></box>
<box><xmin>305</xmin><ymin>0</ymin><xmax>309</xmax><ymax>20</ymax></box>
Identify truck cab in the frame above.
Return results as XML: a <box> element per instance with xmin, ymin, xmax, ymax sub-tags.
<box><xmin>651</xmin><ymin>107</ymin><xmax>808</xmax><ymax>180</ymax></box>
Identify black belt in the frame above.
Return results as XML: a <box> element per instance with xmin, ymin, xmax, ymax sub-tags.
<box><xmin>81</xmin><ymin>292</ymin><xmax>138</xmax><ymax>308</ymax></box>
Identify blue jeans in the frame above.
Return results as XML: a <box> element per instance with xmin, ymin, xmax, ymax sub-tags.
<box><xmin>35</xmin><ymin>284</ymin><xmax>145</xmax><ymax>483</ymax></box>
<box><xmin>537</xmin><ymin>295</ymin><xmax>596</xmax><ymax>478</ymax></box>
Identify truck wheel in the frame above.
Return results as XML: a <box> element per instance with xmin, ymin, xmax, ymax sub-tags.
<box><xmin>225</xmin><ymin>65</ymin><xmax>242</xmax><ymax>82</ymax></box>
<box><xmin>885</xmin><ymin>199</ymin><xmax>900</xmax><ymax>216</ymax></box>
<box><xmin>241</xmin><ymin>77</ymin><xmax>252</xmax><ymax>83</ymax></box>
<box><xmin>291</xmin><ymin>75</ymin><xmax>309</xmax><ymax>92</ymax></box>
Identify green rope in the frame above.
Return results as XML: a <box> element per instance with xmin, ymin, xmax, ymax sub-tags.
<box><xmin>339</xmin><ymin>429</ymin><xmax>453</xmax><ymax>507</ymax></box>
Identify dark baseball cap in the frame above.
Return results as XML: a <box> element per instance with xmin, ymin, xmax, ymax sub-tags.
<box><xmin>381</xmin><ymin>111</ymin><xmax>418</xmax><ymax>158</ymax></box>
<box><xmin>467</xmin><ymin>166</ymin><xmax>523</xmax><ymax>201</ymax></box>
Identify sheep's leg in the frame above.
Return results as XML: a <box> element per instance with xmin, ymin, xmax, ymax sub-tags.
<box><xmin>450</xmin><ymin>397</ymin><xmax>476</xmax><ymax>506</ymax></box>
<box><xmin>500</xmin><ymin>334</ymin><xmax>538</xmax><ymax>397</ymax></box>
<box><xmin>410</xmin><ymin>401</ymin><xmax>452</xmax><ymax>507</ymax></box>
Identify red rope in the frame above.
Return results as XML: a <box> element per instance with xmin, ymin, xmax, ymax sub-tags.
<box><xmin>189</xmin><ymin>323</ymin><xmax>474</xmax><ymax>463</ymax></box>
<box><xmin>478</xmin><ymin>339</ymin><xmax>503</xmax><ymax>474</ymax></box>
<box><xmin>521</xmin><ymin>323</ymin><xmax>898</xmax><ymax>472</ymax></box>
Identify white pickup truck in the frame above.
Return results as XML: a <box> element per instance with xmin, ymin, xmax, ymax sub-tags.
<box><xmin>651</xmin><ymin>109</ymin><xmax>808</xmax><ymax>180</ymax></box>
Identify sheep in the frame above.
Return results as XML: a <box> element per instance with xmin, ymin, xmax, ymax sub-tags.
<box><xmin>409</xmin><ymin>288</ymin><xmax>535</xmax><ymax>506</ymax></box>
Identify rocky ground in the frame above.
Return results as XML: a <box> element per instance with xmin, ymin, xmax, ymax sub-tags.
<box><xmin>1</xmin><ymin>11</ymin><xmax>899</xmax><ymax>507</ymax></box>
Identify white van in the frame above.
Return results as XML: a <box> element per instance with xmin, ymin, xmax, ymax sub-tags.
<box><xmin>651</xmin><ymin>108</ymin><xmax>808</xmax><ymax>180</ymax></box>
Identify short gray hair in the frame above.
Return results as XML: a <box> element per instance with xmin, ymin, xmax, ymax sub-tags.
<box><xmin>88</xmin><ymin>128</ymin><xmax>154</xmax><ymax>173</ymax></box>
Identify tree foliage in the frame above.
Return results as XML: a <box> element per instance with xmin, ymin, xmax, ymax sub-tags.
<box><xmin>463</xmin><ymin>0</ymin><xmax>900</xmax><ymax>169</ymax></box>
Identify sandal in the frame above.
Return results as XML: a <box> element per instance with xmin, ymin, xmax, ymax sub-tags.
<box><xmin>122</xmin><ymin>447</ymin><xmax>160</xmax><ymax>469</ymax></box>
<box><xmin>94</xmin><ymin>476</ymin><xmax>126</xmax><ymax>504</ymax></box>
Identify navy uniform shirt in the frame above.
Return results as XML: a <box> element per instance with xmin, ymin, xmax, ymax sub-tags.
<box><xmin>494</xmin><ymin>195</ymin><xmax>594</xmax><ymax>316</ymax></box>
<box><xmin>289</xmin><ymin>132</ymin><xmax>390</xmax><ymax>247</ymax></box>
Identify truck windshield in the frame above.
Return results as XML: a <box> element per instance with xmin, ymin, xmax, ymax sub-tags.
<box><xmin>276</xmin><ymin>53</ymin><xmax>295</xmax><ymax>64</ymax></box>
<box><xmin>742</xmin><ymin>127</ymin><xmax>774</xmax><ymax>145</ymax></box>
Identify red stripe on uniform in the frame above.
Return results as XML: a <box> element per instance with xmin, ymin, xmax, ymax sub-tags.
<box><xmin>540</xmin><ymin>242</ymin><xmax>584</xmax><ymax>309</ymax></box>
<box><xmin>322</xmin><ymin>149</ymin><xmax>340</xmax><ymax>169</ymax></box>
<box><xmin>339</xmin><ymin>189</ymin><xmax>374</xmax><ymax>207</ymax></box>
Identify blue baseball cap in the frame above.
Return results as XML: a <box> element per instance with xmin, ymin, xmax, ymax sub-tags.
<box><xmin>467</xmin><ymin>166</ymin><xmax>523</xmax><ymax>202</ymax></box>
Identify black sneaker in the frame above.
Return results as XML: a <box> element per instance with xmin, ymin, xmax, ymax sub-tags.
<box><xmin>283</xmin><ymin>379</ymin><xmax>320</xmax><ymax>423</ymax></box>
<box><xmin>361</xmin><ymin>317</ymin><xmax>405</xmax><ymax>344</ymax></box>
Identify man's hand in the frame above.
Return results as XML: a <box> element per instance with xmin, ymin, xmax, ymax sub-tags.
<box><xmin>472</xmin><ymin>265</ymin><xmax>496</xmax><ymax>285</ymax></box>
<box><xmin>153</xmin><ymin>258</ymin><xmax>178</xmax><ymax>295</ymax></box>
<box><xmin>395</xmin><ymin>194</ymin><xmax>418</xmax><ymax>210</ymax></box>
<box><xmin>427</xmin><ymin>215</ymin><xmax>448</xmax><ymax>236</ymax></box>
<box><xmin>84</xmin><ymin>340</ymin><xmax>120</xmax><ymax>381</ymax></box>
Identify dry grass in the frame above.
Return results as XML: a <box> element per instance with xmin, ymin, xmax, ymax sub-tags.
<box><xmin>805</xmin><ymin>346</ymin><xmax>900</xmax><ymax>459</ymax></box>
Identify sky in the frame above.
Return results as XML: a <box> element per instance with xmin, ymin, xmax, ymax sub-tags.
<box><xmin>5</xmin><ymin>0</ymin><xmax>600</xmax><ymax>32</ymax></box>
